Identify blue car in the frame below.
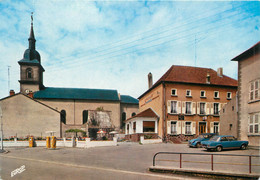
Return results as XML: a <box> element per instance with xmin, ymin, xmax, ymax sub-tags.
<box><xmin>201</xmin><ymin>135</ymin><xmax>249</xmax><ymax>152</ymax></box>
<box><xmin>188</xmin><ymin>133</ymin><xmax>216</xmax><ymax>148</ymax></box>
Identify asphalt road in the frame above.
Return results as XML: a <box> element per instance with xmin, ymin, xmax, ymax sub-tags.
<box><xmin>0</xmin><ymin>143</ymin><xmax>259</xmax><ymax>180</ymax></box>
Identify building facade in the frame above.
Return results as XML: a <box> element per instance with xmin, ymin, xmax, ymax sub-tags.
<box><xmin>231</xmin><ymin>42</ymin><xmax>260</xmax><ymax>146</ymax></box>
<box><xmin>0</xmin><ymin>18</ymin><xmax>138</xmax><ymax>139</ymax></box>
<box><xmin>138</xmin><ymin>65</ymin><xmax>237</xmax><ymax>142</ymax></box>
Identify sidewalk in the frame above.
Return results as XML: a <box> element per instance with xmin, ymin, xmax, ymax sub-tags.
<box><xmin>149</xmin><ymin>165</ymin><xmax>260</xmax><ymax>179</ymax></box>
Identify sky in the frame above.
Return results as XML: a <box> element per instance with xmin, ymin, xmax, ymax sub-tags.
<box><xmin>0</xmin><ymin>0</ymin><xmax>259</xmax><ymax>99</ymax></box>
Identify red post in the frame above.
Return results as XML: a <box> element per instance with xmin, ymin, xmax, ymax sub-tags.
<box><xmin>180</xmin><ymin>153</ymin><xmax>182</xmax><ymax>168</ymax></box>
<box><xmin>211</xmin><ymin>154</ymin><xmax>213</xmax><ymax>171</ymax></box>
<box><xmin>249</xmin><ymin>156</ymin><xmax>251</xmax><ymax>174</ymax></box>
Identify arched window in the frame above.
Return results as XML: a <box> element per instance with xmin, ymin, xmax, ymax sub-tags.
<box><xmin>26</xmin><ymin>68</ymin><xmax>33</xmax><ymax>79</ymax></box>
<box><xmin>60</xmin><ymin>110</ymin><xmax>66</xmax><ymax>124</ymax></box>
<box><xmin>121</xmin><ymin>112</ymin><xmax>126</xmax><ymax>129</ymax></box>
<box><xmin>132</xmin><ymin>112</ymin><xmax>136</xmax><ymax>117</ymax></box>
<box><xmin>83</xmin><ymin>110</ymin><xmax>88</xmax><ymax>124</ymax></box>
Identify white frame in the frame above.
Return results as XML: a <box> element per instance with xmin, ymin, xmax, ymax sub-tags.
<box><xmin>186</xmin><ymin>89</ymin><xmax>192</xmax><ymax>97</ymax></box>
<box><xmin>227</xmin><ymin>92</ymin><xmax>232</xmax><ymax>99</ymax></box>
<box><xmin>171</xmin><ymin>89</ymin><xmax>177</xmax><ymax>96</ymax></box>
<box><xmin>214</xmin><ymin>91</ymin><xmax>219</xmax><ymax>98</ymax></box>
<box><xmin>200</xmin><ymin>90</ymin><xmax>206</xmax><ymax>98</ymax></box>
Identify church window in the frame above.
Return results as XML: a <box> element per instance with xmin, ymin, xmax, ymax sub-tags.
<box><xmin>61</xmin><ymin>110</ymin><xmax>66</xmax><ymax>124</ymax></box>
<box><xmin>83</xmin><ymin>110</ymin><xmax>88</xmax><ymax>124</ymax></box>
<box><xmin>121</xmin><ymin>112</ymin><xmax>126</xmax><ymax>129</ymax></box>
<box><xmin>26</xmin><ymin>68</ymin><xmax>33</xmax><ymax>79</ymax></box>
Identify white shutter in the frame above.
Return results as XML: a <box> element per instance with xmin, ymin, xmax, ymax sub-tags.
<box><xmin>197</xmin><ymin>102</ymin><xmax>200</xmax><ymax>115</ymax></box>
<box><xmin>167</xmin><ymin>101</ymin><xmax>171</xmax><ymax>114</ymax></box>
<box><xmin>210</xmin><ymin>103</ymin><xmax>213</xmax><ymax>115</ymax></box>
<box><xmin>182</xmin><ymin>121</ymin><xmax>185</xmax><ymax>135</ymax></box>
<box><xmin>210</xmin><ymin>122</ymin><xmax>214</xmax><ymax>133</ymax></box>
<box><xmin>206</xmin><ymin>103</ymin><xmax>210</xmax><ymax>115</ymax></box>
<box><xmin>192</xmin><ymin>102</ymin><xmax>196</xmax><ymax>114</ymax></box>
<box><xmin>182</xmin><ymin>102</ymin><xmax>186</xmax><ymax>114</ymax></box>
<box><xmin>177</xmin><ymin>101</ymin><xmax>181</xmax><ymax>114</ymax></box>
<box><xmin>248</xmin><ymin>115</ymin><xmax>250</xmax><ymax>133</ymax></box>
<box><xmin>177</xmin><ymin>121</ymin><xmax>181</xmax><ymax>134</ymax></box>
<box><xmin>167</xmin><ymin>121</ymin><xmax>171</xmax><ymax>134</ymax></box>
<box><xmin>192</xmin><ymin>122</ymin><xmax>196</xmax><ymax>134</ymax></box>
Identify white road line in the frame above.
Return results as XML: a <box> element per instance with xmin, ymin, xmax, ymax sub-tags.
<box><xmin>0</xmin><ymin>155</ymin><xmax>189</xmax><ymax>179</ymax></box>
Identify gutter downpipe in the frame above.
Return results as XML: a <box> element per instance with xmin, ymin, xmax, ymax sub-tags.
<box><xmin>163</xmin><ymin>82</ymin><xmax>166</xmax><ymax>142</ymax></box>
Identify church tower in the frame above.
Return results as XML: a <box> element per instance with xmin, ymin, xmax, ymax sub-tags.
<box><xmin>18</xmin><ymin>13</ymin><xmax>45</xmax><ymax>94</ymax></box>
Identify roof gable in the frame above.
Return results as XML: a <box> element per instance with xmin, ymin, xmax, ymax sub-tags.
<box><xmin>34</xmin><ymin>87</ymin><xmax>120</xmax><ymax>101</ymax></box>
<box><xmin>231</xmin><ymin>41</ymin><xmax>260</xmax><ymax>61</ymax></box>
<box><xmin>125</xmin><ymin>108</ymin><xmax>159</xmax><ymax>122</ymax></box>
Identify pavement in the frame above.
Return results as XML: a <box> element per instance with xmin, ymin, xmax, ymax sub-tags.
<box><xmin>0</xmin><ymin>143</ymin><xmax>259</xmax><ymax>180</ymax></box>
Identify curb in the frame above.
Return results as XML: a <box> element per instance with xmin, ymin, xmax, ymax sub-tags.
<box><xmin>149</xmin><ymin>166</ymin><xmax>260</xmax><ymax>179</ymax></box>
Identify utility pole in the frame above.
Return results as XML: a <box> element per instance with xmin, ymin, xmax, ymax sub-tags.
<box><xmin>0</xmin><ymin>105</ymin><xmax>3</xmax><ymax>152</ymax></box>
<box><xmin>8</xmin><ymin>66</ymin><xmax>11</xmax><ymax>93</ymax></box>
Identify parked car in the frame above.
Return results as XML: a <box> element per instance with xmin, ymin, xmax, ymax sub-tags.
<box><xmin>188</xmin><ymin>133</ymin><xmax>216</xmax><ymax>148</ymax></box>
<box><xmin>201</xmin><ymin>135</ymin><xmax>249</xmax><ymax>152</ymax></box>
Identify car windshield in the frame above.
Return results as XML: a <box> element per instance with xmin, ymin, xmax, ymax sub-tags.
<box><xmin>209</xmin><ymin>136</ymin><xmax>219</xmax><ymax>141</ymax></box>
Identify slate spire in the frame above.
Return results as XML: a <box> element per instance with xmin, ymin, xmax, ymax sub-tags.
<box><xmin>28</xmin><ymin>12</ymin><xmax>36</xmax><ymax>50</ymax></box>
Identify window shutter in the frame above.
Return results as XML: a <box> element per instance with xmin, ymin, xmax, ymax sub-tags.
<box><xmin>167</xmin><ymin>101</ymin><xmax>171</xmax><ymax>114</ymax></box>
<box><xmin>210</xmin><ymin>122</ymin><xmax>214</xmax><ymax>133</ymax></box>
<box><xmin>182</xmin><ymin>121</ymin><xmax>185</xmax><ymax>135</ymax></box>
<box><xmin>192</xmin><ymin>102</ymin><xmax>196</xmax><ymax>114</ymax></box>
<box><xmin>248</xmin><ymin>115</ymin><xmax>250</xmax><ymax>133</ymax></box>
<box><xmin>167</xmin><ymin>121</ymin><xmax>171</xmax><ymax>134</ymax></box>
<box><xmin>206</xmin><ymin>103</ymin><xmax>210</xmax><ymax>115</ymax></box>
<box><xmin>177</xmin><ymin>121</ymin><xmax>181</xmax><ymax>134</ymax></box>
<box><xmin>177</xmin><ymin>101</ymin><xmax>181</xmax><ymax>114</ymax></box>
<box><xmin>192</xmin><ymin>122</ymin><xmax>196</xmax><ymax>134</ymax></box>
<box><xmin>182</xmin><ymin>102</ymin><xmax>186</xmax><ymax>114</ymax></box>
<box><xmin>197</xmin><ymin>102</ymin><xmax>200</xmax><ymax>115</ymax></box>
<box><xmin>211</xmin><ymin>103</ymin><xmax>214</xmax><ymax>115</ymax></box>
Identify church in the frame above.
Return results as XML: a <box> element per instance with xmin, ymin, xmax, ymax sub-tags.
<box><xmin>0</xmin><ymin>18</ymin><xmax>139</xmax><ymax>139</ymax></box>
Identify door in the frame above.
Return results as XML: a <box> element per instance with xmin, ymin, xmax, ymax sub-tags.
<box><xmin>199</xmin><ymin>122</ymin><xmax>206</xmax><ymax>134</ymax></box>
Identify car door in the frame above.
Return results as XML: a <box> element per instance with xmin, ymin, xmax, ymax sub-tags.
<box><xmin>227</xmin><ymin>136</ymin><xmax>237</xmax><ymax>149</ymax></box>
<box><xmin>220</xmin><ymin>137</ymin><xmax>229</xmax><ymax>149</ymax></box>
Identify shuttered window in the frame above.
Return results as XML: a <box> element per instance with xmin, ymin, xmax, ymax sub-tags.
<box><xmin>143</xmin><ymin>121</ymin><xmax>155</xmax><ymax>133</ymax></box>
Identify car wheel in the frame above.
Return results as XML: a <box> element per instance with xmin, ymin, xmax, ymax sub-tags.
<box><xmin>207</xmin><ymin>148</ymin><xmax>211</xmax><ymax>152</ymax></box>
<box><xmin>241</xmin><ymin>144</ymin><xmax>247</xmax><ymax>150</ymax></box>
<box><xmin>196</xmin><ymin>143</ymin><xmax>201</xmax><ymax>148</ymax></box>
<box><xmin>216</xmin><ymin>146</ymin><xmax>222</xmax><ymax>152</ymax></box>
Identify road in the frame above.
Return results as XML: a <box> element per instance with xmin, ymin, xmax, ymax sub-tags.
<box><xmin>0</xmin><ymin>143</ymin><xmax>259</xmax><ymax>180</ymax></box>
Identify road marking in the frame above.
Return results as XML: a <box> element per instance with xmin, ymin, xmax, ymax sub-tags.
<box><xmin>0</xmin><ymin>155</ymin><xmax>189</xmax><ymax>179</ymax></box>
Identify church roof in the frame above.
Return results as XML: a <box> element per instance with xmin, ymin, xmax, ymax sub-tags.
<box><xmin>33</xmin><ymin>87</ymin><xmax>120</xmax><ymax>101</ymax></box>
<box><xmin>120</xmin><ymin>95</ymin><xmax>139</xmax><ymax>104</ymax></box>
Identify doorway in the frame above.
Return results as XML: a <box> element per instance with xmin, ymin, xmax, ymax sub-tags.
<box><xmin>199</xmin><ymin>122</ymin><xmax>207</xmax><ymax>134</ymax></box>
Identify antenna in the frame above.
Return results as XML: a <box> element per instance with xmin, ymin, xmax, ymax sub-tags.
<box><xmin>8</xmin><ymin>66</ymin><xmax>11</xmax><ymax>93</ymax></box>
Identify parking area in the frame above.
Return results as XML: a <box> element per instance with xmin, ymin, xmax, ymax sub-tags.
<box><xmin>0</xmin><ymin>143</ymin><xmax>259</xmax><ymax>179</ymax></box>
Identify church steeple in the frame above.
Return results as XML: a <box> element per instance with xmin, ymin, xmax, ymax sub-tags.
<box><xmin>18</xmin><ymin>12</ymin><xmax>45</xmax><ymax>94</ymax></box>
<box><xmin>28</xmin><ymin>12</ymin><xmax>36</xmax><ymax>50</ymax></box>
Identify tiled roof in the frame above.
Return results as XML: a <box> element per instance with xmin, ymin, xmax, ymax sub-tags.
<box><xmin>120</xmin><ymin>95</ymin><xmax>139</xmax><ymax>104</ymax></box>
<box><xmin>125</xmin><ymin>108</ymin><xmax>159</xmax><ymax>122</ymax></box>
<box><xmin>139</xmin><ymin>65</ymin><xmax>238</xmax><ymax>99</ymax></box>
<box><xmin>231</xmin><ymin>41</ymin><xmax>260</xmax><ymax>61</ymax></box>
<box><xmin>34</xmin><ymin>87</ymin><xmax>120</xmax><ymax>101</ymax></box>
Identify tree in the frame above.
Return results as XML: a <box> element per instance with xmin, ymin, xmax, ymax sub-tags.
<box><xmin>65</xmin><ymin>129</ymin><xmax>86</xmax><ymax>137</ymax></box>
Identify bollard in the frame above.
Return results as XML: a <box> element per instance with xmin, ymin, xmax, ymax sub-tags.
<box><xmin>51</xmin><ymin>136</ymin><xmax>56</xmax><ymax>149</ymax></box>
<box><xmin>46</xmin><ymin>136</ymin><xmax>50</xmax><ymax>148</ymax></box>
<box><xmin>29</xmin><ymin>136</ymin><xmax>34</xmax><ymax>147</ymax></box>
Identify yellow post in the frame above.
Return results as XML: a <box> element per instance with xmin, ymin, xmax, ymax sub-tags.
<box><xmin>29</xmin><ymin>136</ymin><xmax>34</xmax><ymax>147</ymax></box>
<box><xmin>46</xmin><ymin>136</ymin><xmax>50</xmax><ymax>148</ymax></box>
<box><xmin>51</xmin><ymin>136</ymin><xmax>56</xmax><ymax>149</ymax></box>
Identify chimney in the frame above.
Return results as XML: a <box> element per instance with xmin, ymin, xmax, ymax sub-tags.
<box><xmin>148</xmin><ymin>72</ymin><xmax>153</xmax><ymax>89</ymax></box>
<box><xmin>206</xmin><ymin>72</ymin><xmax>210</xmax><ymax>84</ymax></box>
<box><xmin>217</xmin><ymin>67</ymin><xmax>223</xmax><ymax>77</ymax></box>
<box><xmin>28</xmin><ymin>91</ymin><xmax>34</xmax><ymax>98</ymax></box>
<box><xmin>9</xmin><ymin>90</ymin><xmax>15</xmax><ymax>96</ymax></box>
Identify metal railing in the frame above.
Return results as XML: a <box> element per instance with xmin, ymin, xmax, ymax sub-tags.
<box><xmin>153</xmin><ymin>152</ymin><xmax>260</xmax><ymax>174</ymax></box>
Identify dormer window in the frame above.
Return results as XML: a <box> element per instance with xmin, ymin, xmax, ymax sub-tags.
<box><xmin>200</xmin><ymin>90</ymin><xmax>206</xmax><ymax>98</ymax></box>
<box><xmin>186</xmin><ymin>90</ymin><xmax>192</xmax><ymax>97</ymax></box>
<box><xmin>26</xmin><ymin>68</ymin><xmax>33</xmax><ymax>79</ymax></box>
<box><xmin>171</xmin><ymin>89</ymin><xmax>177</xmax><ymax>96</ymax></box>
